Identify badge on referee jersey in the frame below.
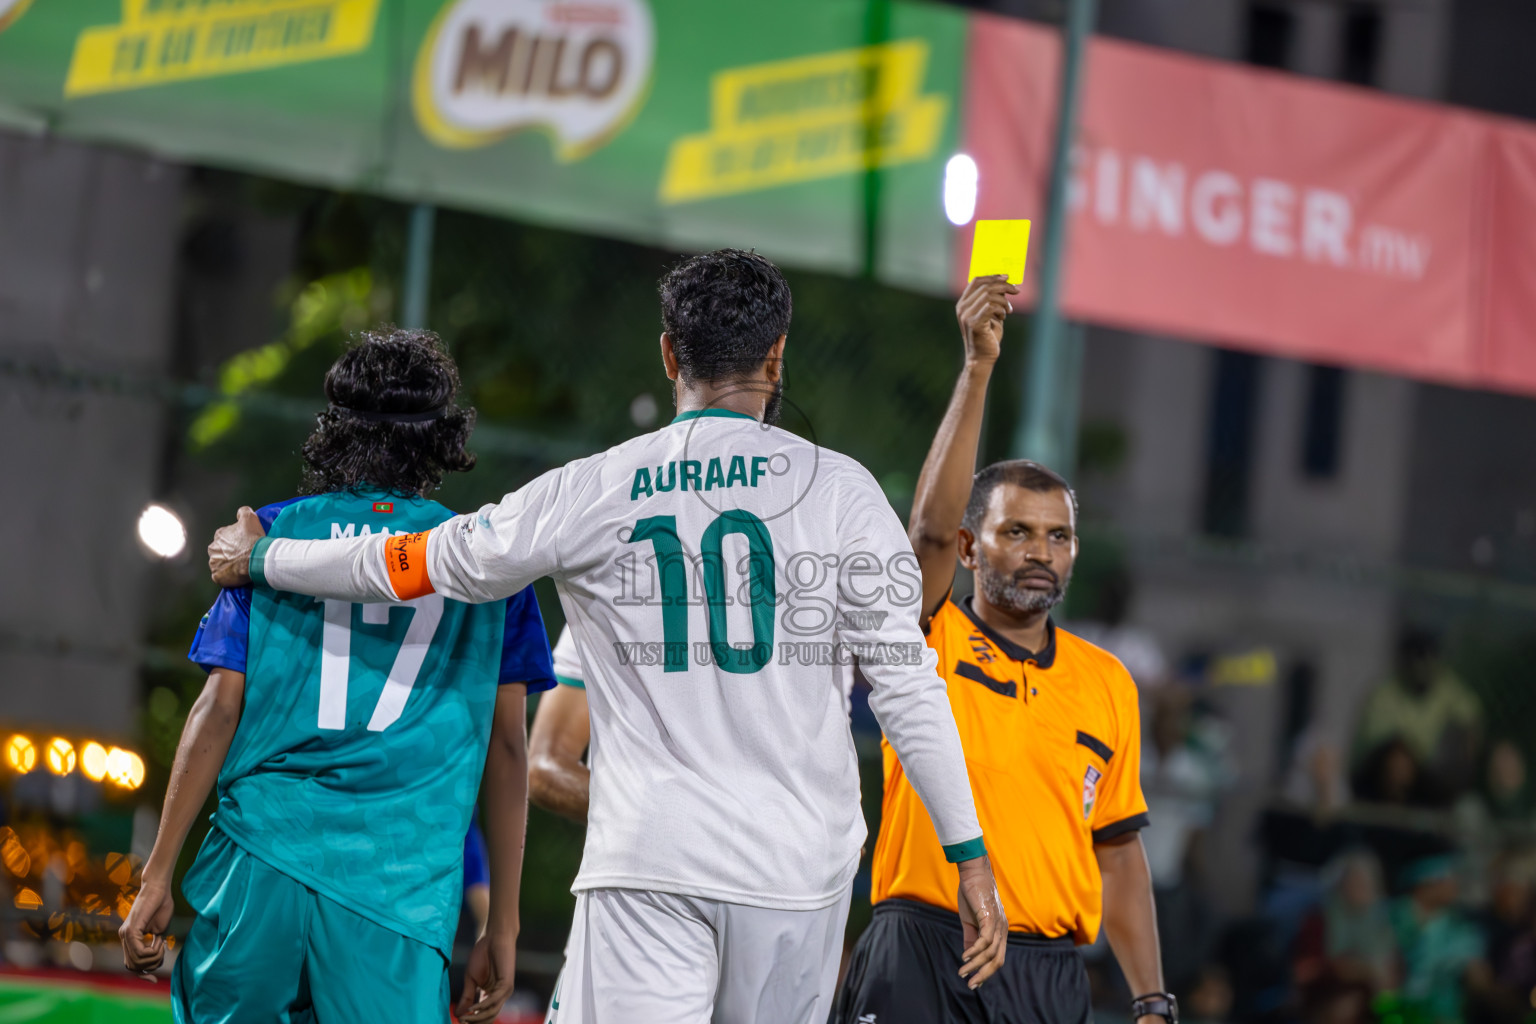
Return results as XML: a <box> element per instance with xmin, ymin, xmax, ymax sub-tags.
<box><xmin>1082</xmin><ymin>765</ymin><xmax>1102</xmax><ymax>820</ymax></box>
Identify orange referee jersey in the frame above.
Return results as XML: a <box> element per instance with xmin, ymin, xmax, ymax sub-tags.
<box><xmin>870</xmin><ymin>595</ymin><xmax>1148</xmax><ymax>945</ymax></box>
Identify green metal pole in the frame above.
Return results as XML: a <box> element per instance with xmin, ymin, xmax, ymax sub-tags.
<box><xmin>401</xmin><ymin>203</ymin><xmax>436</xmax><ymax>330</ymax></box>
<box><xmin>1055</xmin><ymin>321</ymin><xmax>1086</xmax><ymax>474</ymax></box>
<box><xmin>860</xmin><ymin>0</ymin><xmax>891</xmax><ymax>280</ymax></box>
<box><xmin>1013</xmin><ymin>0</ymin><xmax>1097</xmax><ymax>468</ymax></box>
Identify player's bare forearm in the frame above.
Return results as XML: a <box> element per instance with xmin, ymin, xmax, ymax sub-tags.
<box><xmin>909</xmin><ymin>276</ymin><xmax>1016</xmax><ymax>621</ymax></box>
<box><xmin>481</xmin><ymin>685</ymin><xmax>530</xmax><ymax>940</ymax></box>
<box><xmin>458</xmin><ymin>684</ymin><xmax>528</xmax><ymax>1022</ymax></box>
<box><xmin>121</xmin><ymin>668</ymin><xmax>244</xmax><ymax>973</ymax></box>
<box><xmin>1095</xmin><ymin>833</ymin><xmax>1165</xmax><ymax>1005</ymax></box>
<box><xmin>528</xmin><ymin>685</ymin><xmax>591</xmax><ymax>822</ymax></box>
<box><xmin>145</xmin><ymin>668</ymin><xmax>246</xmax><ymax>882</ymax></box>
<box><xmin>529</xmin><ymin>756</ymin><xmax>589</xmax><ymax>821</ymax></box>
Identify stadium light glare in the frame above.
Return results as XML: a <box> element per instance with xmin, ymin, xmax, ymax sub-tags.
<box><xmin>137</xmin><ymin>503</ymin><xmax>187</xmax><ymax>559</ymax></box>
<box><xmin>944</xmin><ymin>153</ymin><xmax>979</xmax><ymax>226</ymax></box>
<box><xmin>123</xmin><ymin>751</ymin><xmax>146</xmax><ymax>790</ymax></box>
<box><xmin>45</xmin><ymin>738</ymin><xmax>75</xmax><ymax>776</ymax></box>
<box><xmin>105</xmin><ymin>747</ymin><xmax>130</xmax><ymax>786</ymax></box>
<box><xmin>81</xmin><ymin>741</ymin><xmax>108</xmax><ymax>781</ymax></box>
<box><xmin>5</xmin><ymin>735</ymin><xmax>35</xmax><ymax>774</ymax></box>
<box><xmin>106</xmin><ymin>747</ymin><xmax>146</xmax><ymax>790</ymax></box>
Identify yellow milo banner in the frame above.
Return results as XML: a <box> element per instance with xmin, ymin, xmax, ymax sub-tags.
<box><xmin>0</xmin><ymin>1</ymin><xmax>968</xmax><ymax>292</ymax></box>
<box><xmin>65</xmin><ymin>0</ymin><xmax>380</xmax><ymax>96</ymax></box>
<box><xmin>659</xmin><ymin>40</ymin><xmax>947</xmax><ymax>204</ymax></box>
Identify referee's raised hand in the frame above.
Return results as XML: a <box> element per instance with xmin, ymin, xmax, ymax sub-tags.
<box><xmin>956</xmin><ymin>273</ymin><xmax>1017</xmax><ymax>366</ymax></box>
<box><xmin>956</xmin><ymin>854</ymin><xmax>1008</xmax><ymax>988</ymax></box>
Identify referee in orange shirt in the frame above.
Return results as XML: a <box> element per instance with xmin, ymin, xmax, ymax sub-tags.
<box><xmin>834</xmin><ymin>276</ymin><xmax>1171</xmax><ymax>1024</ymax></box>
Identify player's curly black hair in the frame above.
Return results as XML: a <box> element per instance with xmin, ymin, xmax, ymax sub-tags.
<box><xmin>659</xmin><ymin>248</ymin><xmax>792</xmax><ymax>383</ymax></box>
<box><xmin>299</xmin><ymin>327</ymin><xmax>476</xmax><ymax>497</ymax></box>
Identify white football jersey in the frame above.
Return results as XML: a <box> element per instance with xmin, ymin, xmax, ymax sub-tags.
<box><xmin>551</xmin><ymin>624</ymin><xmax>583</xmax><ymax>685</ymax></box>
<box><xmin>258</xmin><ymin>409</ymin><xmax>982</xmax><ymax>910</ymax></box>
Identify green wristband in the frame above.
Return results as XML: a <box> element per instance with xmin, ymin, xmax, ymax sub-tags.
<box><xmin>248</xmin><ymin>536</ymin><xmax>273</xmax><ymax>588</ymax></box>
<box><xmin>943</xmin><ymin>836</ymin><xmax>987</xmax><ymax>863</ymax></box>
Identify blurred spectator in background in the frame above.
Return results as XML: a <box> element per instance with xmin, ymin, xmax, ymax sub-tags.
<box><xmin>1354</xmin><ymin>737</ymin><xmax>1434</xmax><ymax>808</ymax></box>
<box><xmin>1068</xmin><ymin>570</ymin><xmax>1171</xmax><ymax>691</ymax></box>
<box><xmin>1183</xmin><ymin>964</ymin><xmax>1235</xmax><ymax>1024</ymax></box>
<box><xmin>1453</xmin><ymin>742</ymin><xmax>1534</xmax><ymax>906</ymax></box>
<box><xmin>1301</xmin><ymin>977</ymin><xmax>1376</xmax><ymax>1024</ymax></box>
<box><xmin>1463</xmin><ymin>851</ymin><xmax>1536</xmax><ymax>1024</ymax></box>
<box><xmin>1476</xmin><ymin>742</ymin><xmax>1532</xmax><ymax>824</ymax></box>
<box><xmin>1293</xmin><ymin>849</ymin><xmax>1398</xmax><ymax>1000</ymax></box>
<box><xmin>1390</xmin><ymin>855</ymin><xmax>1489</xmax><ymax>1024</ymax></box>
<box><xmin>1142</xmin><ymin>685</ymin><xmax>1231</xmax><ymax>991</ymax></box>
<box><xmin>1142</xmin><ymin>686</ymin><xmax>1232</xmax><ymax>889</ymax></box>
<box><xmin>1280</xmin><ymin>719</ymin><xmax>1350</xmax><ymax>819</ymax></box>
<box><xmin>1355</xmin><ymin>629</ymin><xmax>1482</xmax><ymax>806</ymax></box>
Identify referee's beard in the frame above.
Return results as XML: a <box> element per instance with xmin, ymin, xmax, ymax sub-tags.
<box><xmin>975</xmin><ymin>548</ymin><xmax>1071</xmax><ymax>615</ymax></box>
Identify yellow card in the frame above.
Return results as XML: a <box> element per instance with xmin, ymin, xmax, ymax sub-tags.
<box><xmin>967</xmin><ymin>219</ymin><xmax>1032</xmax><ymax>285</ymax></box>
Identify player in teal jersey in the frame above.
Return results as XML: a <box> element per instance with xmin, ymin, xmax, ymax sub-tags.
<box><xmin>119</xmin><ymin>329</ymin><xmax>555</xmax><ymax>1024</ymax></box>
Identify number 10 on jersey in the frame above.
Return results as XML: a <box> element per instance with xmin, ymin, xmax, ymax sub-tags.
<box><xmin>628</xmin><ymin>512</ymin><xmax>776</xmax><ymax>674</ymax></box>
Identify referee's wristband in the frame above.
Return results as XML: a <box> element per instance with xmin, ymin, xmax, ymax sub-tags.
<box><xmin>248</xmin><ymin>537</ymin><xmax>273</xmax><ymax>587</ymax></box>
<box><xmin>1132</xmin><ymin>993</ymin><xmax>1179</xmax><ymax>1024</ymax></box>
<box><xmin>943</xmin><ymin>837</ymin><xmax>987</xmax><ymax>863</ymax></box>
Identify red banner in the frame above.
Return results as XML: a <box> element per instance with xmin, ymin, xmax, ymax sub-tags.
<box><xmin>959</xmin><ymin>14</ymin><xmax>1536</xmax><ymax>394</ymax></box>
<box><xmin>1484</xmin><ymin>128</ymin><xmax>1536</xmax><ymax>393</ymax></box>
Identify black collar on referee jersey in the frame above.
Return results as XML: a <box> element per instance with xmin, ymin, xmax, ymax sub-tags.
<box><xmin>957</xmin><ymin>595</ymin><xmax>1057</xmax><ymax>669</ymax></box>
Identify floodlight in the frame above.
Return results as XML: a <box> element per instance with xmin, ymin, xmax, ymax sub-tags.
<box><xmin>944</xmin><ymin>154</ymin><xmax>979</xmax><ymax>226</ymax></box>
<box><xmin>137</xmin><ymin>503</ymin><xmax>187</xmax><ymax>559</ymax></box>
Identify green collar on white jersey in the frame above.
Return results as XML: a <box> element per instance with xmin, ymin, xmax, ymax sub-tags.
<box><xmin>671</xmin><ymin>409</ymin><xmax>759</xmax><ymax>424</ymax></box>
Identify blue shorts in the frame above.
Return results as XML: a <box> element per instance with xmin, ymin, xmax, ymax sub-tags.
<box><xmin>172</xmin><ymin>827</ymin><xmax>449</xmax><ymax>1024</ymax></box>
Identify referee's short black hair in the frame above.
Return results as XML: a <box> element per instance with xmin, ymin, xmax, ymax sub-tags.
<box><xmin>961</xmin><ymin>460</ymin><xmax>1078</xmax><ymax>533</ymax></box>
<box><xmin>659</xmin><ymin>248</ymin><xmax>792</xmax><ymax>383</ymax></box>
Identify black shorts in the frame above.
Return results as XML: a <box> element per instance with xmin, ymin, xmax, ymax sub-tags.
<box><xmin>832</xmin><ymin>898</ymin><xmax>1092</xmax><ymax>1024</ymax></box>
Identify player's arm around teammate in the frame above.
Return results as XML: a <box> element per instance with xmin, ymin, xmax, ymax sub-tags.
<box><xmin>120</xmin><ymin>667</ymin><xmax>246</xmax><ymax>972</ymax></box>
<box><xmin>458</xmin><ymin>681</ymin><xmax>533</xmax><ymax>1024</ymax></box>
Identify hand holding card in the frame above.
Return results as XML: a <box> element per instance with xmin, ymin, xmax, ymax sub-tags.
<box><xmin>967</xmin><ymin>219</ymin><xmax>1032</xmax><ymax>285</ymax></box>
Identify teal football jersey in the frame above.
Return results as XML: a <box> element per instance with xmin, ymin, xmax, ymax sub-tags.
<box><xmin>187</xmin><ymin>489</ymin><xmax>554</xmax><ymax>955</ymax></box>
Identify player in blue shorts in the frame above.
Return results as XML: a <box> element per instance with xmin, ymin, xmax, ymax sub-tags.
<box><xmin>118</xmin><ymin>328</ymin><xmax>555</xmax><ymax>1024</ymax></box>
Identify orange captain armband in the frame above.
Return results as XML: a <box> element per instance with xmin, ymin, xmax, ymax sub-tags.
<box><xmin>385</xmin><ymin>531</ymin><xmax>435</xmax><ymax>600</ymax></box>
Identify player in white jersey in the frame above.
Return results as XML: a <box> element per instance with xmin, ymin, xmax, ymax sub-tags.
<box><xmin>208</xmin><ymin>249</ymin><xmax>1008</xmax><ymax>1023</ymax></box>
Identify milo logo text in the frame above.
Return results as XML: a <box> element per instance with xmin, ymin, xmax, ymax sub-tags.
<box><xmin>413</xmin><ymin>0</ymin><xmax>654</xmax><ymax>160</ymax></box>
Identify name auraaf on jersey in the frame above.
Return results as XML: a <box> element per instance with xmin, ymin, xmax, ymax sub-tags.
<box><xmin>630</xmin><ymin>455</ymin><xmax>775</xmax><ymax>500</ymax></box>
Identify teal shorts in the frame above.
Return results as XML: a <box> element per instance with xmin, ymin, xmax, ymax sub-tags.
<box><xmin>172</xmin><ymin>827</ymin><xmax>449</xmax><ymax>1024</ymax></box>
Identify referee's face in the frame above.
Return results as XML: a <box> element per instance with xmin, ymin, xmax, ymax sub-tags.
<box><xmin>960</xmin><ymin>485</ymin><xmax>1079</xmax><ymax>615</ymax></box>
